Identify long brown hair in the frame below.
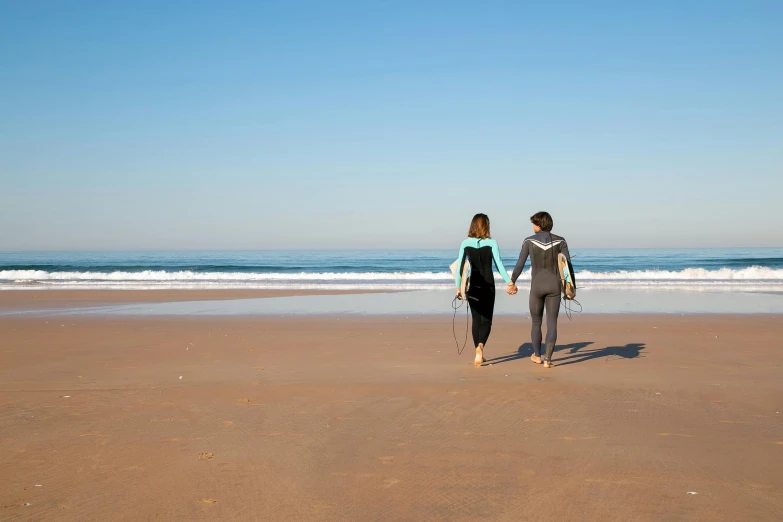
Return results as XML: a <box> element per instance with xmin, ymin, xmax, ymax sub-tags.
<box><xmin>468</xmin><ymin>213</ymin><xmax>491</xmax><ymax>239</ymax></box>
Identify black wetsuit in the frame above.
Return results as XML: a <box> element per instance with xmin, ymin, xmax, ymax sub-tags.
<box><xmin>510</xmin><ymin>232</ymin><xmax>572</xmax><ymax>362</ymax></box>
<box><xmin>456</xmin><ymin>238</ymin><xmax>512</xmax><ymax>348</ymax></box>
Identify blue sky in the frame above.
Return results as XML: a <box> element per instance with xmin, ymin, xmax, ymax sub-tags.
<box><xmin>1</xmin><ymin>1</ymin><xmax>781</xmax><ymax>250</ymax></box>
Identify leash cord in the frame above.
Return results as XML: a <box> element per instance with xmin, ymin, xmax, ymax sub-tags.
<box><xmin>562</xmin><ymin>297</ymin><xmax>582</xmax><ymax>321</ymax></box>
<box><xmin>452</xmin><ymin>295</ymin><xmax>469</xmax><ymax>355</ymax></box>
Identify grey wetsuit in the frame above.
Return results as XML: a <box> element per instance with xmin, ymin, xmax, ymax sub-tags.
<box><xmin>510</xmin><ymin>231</ymin><xmax>572</xmax><ymax>362</ymax></box>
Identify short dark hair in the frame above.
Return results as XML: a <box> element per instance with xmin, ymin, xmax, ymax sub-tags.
<box><xmin>530</xmin><ymin>211</ymin><xmax>553</xmax><ymax>232</ymax></box>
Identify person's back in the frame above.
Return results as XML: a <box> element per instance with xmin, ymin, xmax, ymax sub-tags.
<box><xmin>458</xmin><ymin>237</ymin><xmax>503</xmax><ymax>289</ymax></box>
<box><xmin>522</xmin><ymin>231</ymin><xmax>568</xmax><ymax>277</ymax></box>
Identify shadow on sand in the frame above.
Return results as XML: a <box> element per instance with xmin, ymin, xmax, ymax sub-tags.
<box><xmin>555</xmin><ymin>342</ymin><xmax>646</xmax><ymax>366</ymax></box>
<box><xmin>484</xmin><ymin>341</ymin><xmax>646</xmax><ymax>366</ymax></box>
<box><xmin>485</xmin><ymin>342</ymin><xmax>593</xmax><ymax>365</ymax></box>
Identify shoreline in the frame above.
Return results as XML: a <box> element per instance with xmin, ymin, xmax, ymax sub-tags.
<box><xmin>0</xmin><ymin>289</ymin><xmax>388</xmax><ymax>312</ymax></box>
<box><xmin>3</xmin><ymin>287</ymin><xmax>781</xmax><ymax>316</ymax></box>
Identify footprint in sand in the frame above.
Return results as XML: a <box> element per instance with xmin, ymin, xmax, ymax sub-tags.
<box><xmin>378</xmin><ymin>456</ymin><xmax>395</xmax><ymax>464</ymax></box>
<box><xmin>382</xmin><ymin>478</ymin><xmax>400</xmax><ymax>489</ymax></box>
<box><xmin>198</xmin><ymin>452</ymin><xmax>214</xmax><ymax>460</ymax></box>
<box><xmin>223</xmin><ymin>421</ymin><xmax>235</xmax><ymax>427</ymax></box>
<box><xmin>238</xmin><ymin>398</ymin><xmax>251</xmax><ymax>404</ymax></box>
<box><xmin>199</xmin><ymin>499</ymin><xmax>217</xmax><ymax>504</ymax></box>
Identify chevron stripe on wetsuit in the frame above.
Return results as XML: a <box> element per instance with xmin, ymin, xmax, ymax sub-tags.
<box><xmin>455</xmin><ymin>238</ymin><xmax>512</xmax><ymax>348</ymax></box>
<box><xmin>510</xmin><ymin>231</ymin><xmax>573</xmax><ymax>362</ymax></box>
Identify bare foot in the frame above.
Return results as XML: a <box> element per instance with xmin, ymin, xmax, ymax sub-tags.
<box><xmin>530</xmin><ymin>355</ymin><xmax>542</xmax><ymax>364</ymax></box>
<box><xmin>474</xmin><ymin>345</ymin><xmax>484</xmax><ymax>367</ymax></box>
<box><xmin>543</xmin><ymin>359</ymin><xmax>553</xmax><ymax>368</ymax></box>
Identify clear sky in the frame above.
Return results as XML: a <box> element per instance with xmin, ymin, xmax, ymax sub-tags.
<box><xmin>1</xmin><ymin>1</ymin><xmax>781</xmax><ymax>250</ymax></box>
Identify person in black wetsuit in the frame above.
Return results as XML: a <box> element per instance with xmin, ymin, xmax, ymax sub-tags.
<box><xmin>507</xmin><ymin>211</ymin><xmax>572</xmax><ymax>368</ymax></box>
<box><xmin>455</xmin><ymin>214</ymin><xmax>515</xmax><ymax>367</ymax></box>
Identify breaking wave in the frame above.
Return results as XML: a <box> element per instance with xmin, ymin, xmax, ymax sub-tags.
<box><xmin>2</xmin><ymin>266</ymin><xmax>783</xmax><ymax>290</ymax></box>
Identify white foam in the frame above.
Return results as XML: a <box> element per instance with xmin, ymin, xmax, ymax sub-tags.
<box><xmin>2</xmin><ymin>266</ymin><xmax>783</xmax><ymax>290</ymax></box>
<box><xmin>0</xmin><ymin>270</ymin><xmax>452</xmax><ymax>281</ymax></box>
<box><xmin>577</xmin><ymin>266</ymin><xmax>783</xmax><ymax>281</ymax></box>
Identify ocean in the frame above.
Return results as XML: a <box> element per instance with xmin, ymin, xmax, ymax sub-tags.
<box><xmin>1</xmin><ymin>248</ymin><xmax>782</xmax><ymax>291</ymax></box>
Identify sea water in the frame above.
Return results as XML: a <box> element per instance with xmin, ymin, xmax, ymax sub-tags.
<box><xmin>1</xmin><ymin>248</ymin><xmax>782</xmax><ymax>291</ymax></box>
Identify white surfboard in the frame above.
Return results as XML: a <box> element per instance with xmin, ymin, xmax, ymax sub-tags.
<box><xmin>557</xmin><ymin>253</ymin><xmax>576</xmax><ymax>300</ymax></box>
<box><xmin>449</xmin><ymin>258</ymin><xmax>471</xmax><ymax>300</ymax></box>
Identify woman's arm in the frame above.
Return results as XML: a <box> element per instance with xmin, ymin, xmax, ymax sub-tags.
<box><xmin>490</xmin><ymin>241</ymin><xmax>512</xmax><ymax>284</ymax></box>
<box><xmin>510</xmin><ymin>240</ymin><xmax>530</xmax><ymax>284</ymax></box>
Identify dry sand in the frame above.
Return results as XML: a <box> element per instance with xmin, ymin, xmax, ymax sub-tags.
<box><xmin>1</xmin><ymin>310</ymin><xmax>782</xmax><ymax>520</ymax></box>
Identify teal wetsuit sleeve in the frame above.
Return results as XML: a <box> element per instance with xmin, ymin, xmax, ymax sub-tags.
<box><xmin>511</xmin><ymin>240</ymin><xmax>530</xmax><ymax>283</ymax></box>
<box><xmin>455</xmin><ymin>241</ymin><xmax>467</xmax><ymax>288</ymax></box>
<box><xmin>490</xmin><ymin>241</ymin><xmax>512</xmax><ymax>284</ymax></box>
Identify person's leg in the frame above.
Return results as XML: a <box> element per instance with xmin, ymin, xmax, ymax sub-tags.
<box><xmin>470</xmin><ymin>286</ymin><xmax>495</xmax><ymax>366</ymax></box>
<box><xmin>543</xmin><ymin>293</ymin><xmax>561</xmax><ymax>366</ymax></box>
<box><xmin>529</xmin><ymin>285</ymin><xmax>545</xmax><ymax>363</ymax></box>
<box><xmin>469</xmin><ymin>300</ymin><xmax>481</xmax><ymax>348</ymax></box>
<box><xmin>477</xmin><ymin>287</ymin><xmax>495</xmax><ymax>346</ymax></box>
<box><xmin>468</xmin><ymin>286</ymin><xmax>491</xmax><ymax>366</ymax></box>
<box><xmin>473</xmin><ymin>302</ymin><xmax>485</xmax><ymax>367</ymax></box>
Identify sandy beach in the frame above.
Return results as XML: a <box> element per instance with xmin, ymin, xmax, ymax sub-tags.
<box><xmin>1</xmin><ymin>297</ymin><xmax>782</xmax><ymax>521</ymax></box>
<box><xmin>4</xmin><ymin>0</ymin><xmax>782</xmax><ymax>519</ymax></box>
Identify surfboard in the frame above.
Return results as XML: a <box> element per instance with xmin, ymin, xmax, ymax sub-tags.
<box><xmin>557</xmin><ymin>253</ymin><xmax>576</xmax><ymax>300</ymax></box>
<box><xmin>449</xmin><ymin>258</ymin><xmax>471</xmax><ymax>300</ymax></box>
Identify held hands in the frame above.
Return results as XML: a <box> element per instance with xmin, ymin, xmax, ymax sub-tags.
<box><xmin>458</xmin><ymin>284</ymin><xmax>517</xmax><ymax>297</ymax></box>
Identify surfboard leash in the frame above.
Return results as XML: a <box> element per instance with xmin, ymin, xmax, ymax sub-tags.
<box><xmin>563</xmin><ymin>297</ymin><xmax>582</xmax><ymax>321</ymax></box>
<box><xmin>452</xmin><ymin>295</ymin><xmax>470</xmax><ymax>355</ymax></box>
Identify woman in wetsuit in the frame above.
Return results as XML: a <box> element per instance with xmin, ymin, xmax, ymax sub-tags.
<box><xmin>508</xmin><ymin>211</ymin><xmax>573</xmax><ymax>368</ymax></box>
<box><xmin>455</xmin><ymin>214</ymin><xmax>515</xmax><ymax>367</ymax></box>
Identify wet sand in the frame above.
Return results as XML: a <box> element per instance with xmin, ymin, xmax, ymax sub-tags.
<box><xmin>0</xmin><ymin>289</ymin><xmax>381</xmax><ymax>311</ymax></box>
<box><xmin>1</xmin><ymin>314</ymin><xmax>782</xmax><ymax>520</ymax></box>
